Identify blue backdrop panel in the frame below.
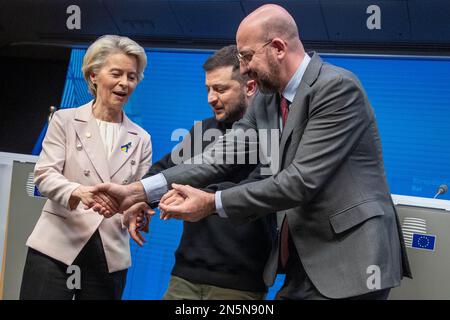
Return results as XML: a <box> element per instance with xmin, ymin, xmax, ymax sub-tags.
<box><xmin>34</xmin><ymin>48</ymin><xmax>450</xmax><ymax>299</ymax></box>
<box><xmin>323</xmin><ymin>54</ymin><xmax>450</xmax><ymax>200</ymax></box>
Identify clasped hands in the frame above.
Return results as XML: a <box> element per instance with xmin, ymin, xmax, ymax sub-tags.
<box><xmin>70</xmin><ymin>184</ymin><xmax>153</xmax><ymax>246</ymax></box>
<box><xmin>71</xmin><ymin>182</ymin><xmax>216</xmax><ymax>245</ymax></box>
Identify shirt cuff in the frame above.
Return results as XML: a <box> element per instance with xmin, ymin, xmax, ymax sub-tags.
<box><xmin>215</xmin><ymin>191</ymin><xmax>228</xmax><ymax>218</ymax></box>
<box><xmin>141</xmin><ymin>173</ymin><xmax>169</xmax><ymax>205</ymax></box>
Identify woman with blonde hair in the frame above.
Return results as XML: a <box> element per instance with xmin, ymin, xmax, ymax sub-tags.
<box><xmin>20</xmin><ymin>35</ymin><xmax>152</xmax><ymax>300</ymax></box>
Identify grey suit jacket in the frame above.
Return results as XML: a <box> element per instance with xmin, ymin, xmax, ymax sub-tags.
<box><xmin>161</xmin><ymin>52</ymin><xmax>411</xmax><ymax>298</ymax></box>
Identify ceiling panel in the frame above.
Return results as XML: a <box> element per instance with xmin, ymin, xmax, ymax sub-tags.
<box><xmin>241</xmin><ymin>0</ymin><xmax>329</xmax><ymax>41</ymax></box>
<box><xmin>104</xmin><ymin>0</ymin><xmax>183</xmax><ymax>37</ymax></box>
<box><xmin>170</xmin><ymin>0</ymin><xmax>245</xmax><ymax>39</ymax></box>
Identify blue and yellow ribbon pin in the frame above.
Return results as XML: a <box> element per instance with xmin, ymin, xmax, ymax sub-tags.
<box><xmin>121</xmin><ymin>142</ymin><xmax>132</xmax><ymax>153</ymax></box>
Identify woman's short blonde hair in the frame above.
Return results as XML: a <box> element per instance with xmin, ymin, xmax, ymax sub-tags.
<box><xmin>82</xmin><ymin>35</ymin><xmax>147</xmax><ymax>96</ymax></box>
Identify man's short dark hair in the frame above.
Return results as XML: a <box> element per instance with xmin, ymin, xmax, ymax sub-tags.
<box><xmin>203</xmin><ymin>45</ymin><xmax>248</xmax><ymax>84</ymax></box>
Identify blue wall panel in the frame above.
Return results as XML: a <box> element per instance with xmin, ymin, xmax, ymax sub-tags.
<box><xmin>324</xmin><ymin>55</ymin><xmax>450</xmax><ymax>200</ymax></box>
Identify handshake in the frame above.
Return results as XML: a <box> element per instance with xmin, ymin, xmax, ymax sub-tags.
<box><xmin>70</xmin><ymin>181</ymin><xmax>217</xmax><ymax>245</ymax></box>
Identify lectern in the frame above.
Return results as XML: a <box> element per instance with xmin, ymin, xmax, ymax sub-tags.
<box><xmin>390</xmin><ymin>194</ymin><xmax>450</xmax><ymax>299</ymax></box>
<box><xmin>0</xmin><ymin>152</ymin><xmax>45</xmax><ymax>299</ymax></box>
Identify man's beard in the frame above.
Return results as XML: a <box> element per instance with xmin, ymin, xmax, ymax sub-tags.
<box><xmin>254</xmin><ymin>53</ymin><xmax>281</xmax><ymax>94</ymax></box>
<box><xmin>217</xmin><ymin>91</ymin><xmax>247</xmax><ymax>124</ymax></box>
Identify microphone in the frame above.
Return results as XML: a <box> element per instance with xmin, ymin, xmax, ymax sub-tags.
<box><xmin>434</xmin><ymin>184</ymin><xmax>448</xmax><ymax>199</ymax></box>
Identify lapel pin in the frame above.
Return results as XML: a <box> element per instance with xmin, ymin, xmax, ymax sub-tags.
<box><xmin>121</xmin><ymin>142</ymin><xmax>132</xmax><ymax>153</ymax></box>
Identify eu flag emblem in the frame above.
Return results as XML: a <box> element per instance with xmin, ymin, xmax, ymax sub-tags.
<box><xmin>411</xmin><ymin>233</ymin><xmax>436</xmax><ymax>251</ymax></box>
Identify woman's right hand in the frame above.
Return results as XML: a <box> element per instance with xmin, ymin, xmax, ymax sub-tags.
<box><xmin>69</xmin><ymin>185</ymin><xmax>119</xmax><ymax>215</ymax></box>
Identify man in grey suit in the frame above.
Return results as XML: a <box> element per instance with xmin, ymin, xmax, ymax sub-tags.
<box><xmin>92</xmin><ymin>4</ymin><xmax>411</xmax><ymax>299</ymax></box>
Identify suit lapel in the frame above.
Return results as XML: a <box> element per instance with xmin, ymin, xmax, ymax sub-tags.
<box><xmin>279</xmin><ymin>52</ymin><xmax>324</xmax><ymax>165</ymax></box>
<box><xmin>108</xmin><ymin>114</ymin><xmax>141</xmax><ymax>178</ymax></box>
<box><xmin>72</xmin><ymin>102</ymin><xmax>111</xmax><ymax>183</ymax></box>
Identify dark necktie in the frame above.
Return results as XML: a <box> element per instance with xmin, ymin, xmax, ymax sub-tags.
<box><xmin>279</xmin><ymin>95</ymin><xmax>290</xmax><ymax>268</ymax></box>
<box><xmin>280</xmin><ymin>95</ymin><xmax>289</xmax><ymax>127</ymax></box>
